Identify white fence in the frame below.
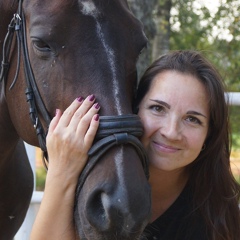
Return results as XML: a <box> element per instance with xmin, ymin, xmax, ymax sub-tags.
<box><xmin>14</xmin><ymin>144</ymin><xmax>44</xmax><ymax>240</ymax></box>
<box><xmin>14</xmin><ymin>92</ymin><xmax>240</xmax><ymax>240</ymax></box>
<box><xmin>227</xmin><ymin>92</ymin><xmax>240</xmax><ymax>105</ymax></box>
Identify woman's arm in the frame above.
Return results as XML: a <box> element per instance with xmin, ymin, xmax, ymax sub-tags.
<box><xmin>30</xmin><ymin>95</ymin><xmax>100</xmax><ymax>240</ymax></box>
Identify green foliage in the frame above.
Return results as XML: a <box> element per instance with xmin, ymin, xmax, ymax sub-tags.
<box><xmin>234</xmin><ymin>174</ymin><xmax>240</xmax><ymax>184</ymax></box>
<box><xmin>170</xmin><ymin>1</ymin><xmax>211</xmax><ymax>49</ymax></box>
<box><xmin>170</xmin><ymin>0</ymin><xmax>240</xmax><ymax>91</ymax></box>
<box><xmin>36</xmin><ymin>167</ymin><xmax>46</xmax><ymax>191</ymax></box>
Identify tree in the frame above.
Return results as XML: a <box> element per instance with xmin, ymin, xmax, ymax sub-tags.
<box><xmin>128</xmin><ymin>0</ymin><xmax>157</xmax><ymax>76</ymax></box>
<box><xmin>128</xmin><ymin>0</ymin><xmax>172</xmax><ymax>76</ymax></box>
<box><xmin>129</xmin><ymin>0</ymin><xmax>240</xmax><ymax>90</ymax></box>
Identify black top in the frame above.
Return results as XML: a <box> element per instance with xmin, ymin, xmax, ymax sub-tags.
<box><xmin>141</xmin><ymin>184</ymin><xmax>209</xmax><ymax>240</ymax></box>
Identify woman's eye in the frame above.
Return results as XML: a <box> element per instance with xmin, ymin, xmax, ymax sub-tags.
<box><xmin>149</xmin><ymin>105</ymin><xmax>165</xmax><ymax>113</ymax></box>
<box><xmin>186</xmin><ymin>116</ymin><xmax>202</xmax><ymax>125</ymax></box>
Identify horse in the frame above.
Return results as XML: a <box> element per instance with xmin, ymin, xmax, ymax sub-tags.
<box><xmin>0</xmin><ymin>0</ymin><xmax>151</xmax><ymax>239</ymax></box>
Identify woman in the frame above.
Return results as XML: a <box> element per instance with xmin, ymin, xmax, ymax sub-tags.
<box><xmin>31</xmin><ymin>50</ymin><xmax>240</xmax><ymax>240</ymax></box>
<box><xmin>135</xmin><ymin>50</ymin><xmax>240</xmax><ymax>239</ymax></box>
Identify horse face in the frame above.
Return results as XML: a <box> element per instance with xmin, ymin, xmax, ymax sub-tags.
<box><xmin>5</xmin><ymin>0</ymin><xmax>151</xmax><ymax>239</ymax></box>
<box><xmin>22</xmin><ymin>0</ymin><xmax>148</xmax><ymax>116</ymax></box>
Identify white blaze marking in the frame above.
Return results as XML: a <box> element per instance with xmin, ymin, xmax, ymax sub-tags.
<box><xmin>115</xmin><ymin>147</ymin><xmax>134</xmax><ymax>222</ymax></box>
<box><xmin>115</xmin><ymin>147</ymin><xmax>129</xmax><ymax>206</ymax></box>
<box><xmin>79</xmin><ymin>0</ymin><xmax>122</xmax><ymax>114</ymax></box>
<box><xmin>80</xmin><ymin>0</ymin><xmax>99</xmax><ymax>18</ymax></box>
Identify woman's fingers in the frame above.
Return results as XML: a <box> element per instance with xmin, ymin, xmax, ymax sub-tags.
<box><xmin>84</xmin><ymin>114</ymin><xmax>100</xmax><ymax>147</ymax></box>
<box><xmin>54</xmin><ymin>96</ymin><xmax>83</xmax><ymax>129</ymax></box>
<box><xmin>68</xmin><ymin>95</ymin><xmax>97</xmax><ymax>130</ymax></box>
<box><xmin>47</xmin><ymin>94</ymin><xmax>100</xmax><ymax>152</ymax></box>
<box><xmin>54</xmin><ymin>94</ymin><xmax>96</xmax><ymax>130</ymax></box>
<box><xmin>48</xmin><ymin>109</ymin><xmax>62</xmax><ymax>134</ymax></box>
<box><xmin>76</xmin><ymin>102</ymin><xmax>100</xmax><ymax>136</ymax></box>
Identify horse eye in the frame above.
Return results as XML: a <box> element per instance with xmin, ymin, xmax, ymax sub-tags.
<box><xmin>32</xmin><ymin>40</ymin><xmax>51</xmax><ymax>52</ymax></box>
<box><xmin>32</xmin><ymin>39</ymin><xmax>56</xmax><ymax>59</ymax></box>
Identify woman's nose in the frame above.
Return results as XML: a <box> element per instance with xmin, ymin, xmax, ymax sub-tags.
<box><xmin>160</xmin><ymin>117</ymin><xmax>182</xmax><ymax>140</ymax></box>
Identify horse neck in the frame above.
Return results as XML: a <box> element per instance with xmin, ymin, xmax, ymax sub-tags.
<box><xmin>0</xmin><ymin>87</ymin><xmax>20</xmax><ymax>159</ymax></box>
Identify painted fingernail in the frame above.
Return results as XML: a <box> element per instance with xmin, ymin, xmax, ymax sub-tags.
<box><xmin>94</xmin><ymin>114</ymin><xmax>99</xmax><ymax>121</ymax></box>
<box><xmin>88</xmin><ymin>94</ymin><xmax>95</xmax><ymax>101</ymax></box>
<box><xmin>94</xmin><ymin>103</ymin><xmax>100</xmax><ymax>109</ymax></box>
<box><xmin>55</xmin><ymin>109</ymin><xmax>60</xmax><ymax>116</ymax></box>
<box><xmin>77</xmin><ymin>96</ymin><xmax>83</xmax><ymax>102</ymax></box>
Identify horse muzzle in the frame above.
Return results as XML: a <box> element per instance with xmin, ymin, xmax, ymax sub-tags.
<box><xmin>74</xmin><ymin>115</ymin><xmax>151</xmax><ymax>239</ymax></box>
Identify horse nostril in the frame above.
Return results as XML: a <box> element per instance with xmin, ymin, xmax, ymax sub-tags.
<box><xmin>86</xmin><ymin>190</ymin><xmax>111</xmax><ymax>231</ymax></box>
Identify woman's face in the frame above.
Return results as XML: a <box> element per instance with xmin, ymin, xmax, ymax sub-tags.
<box><xmin>138</xmin><ymin>71</ymin><xmax>209</xmax><ymax>172</ymax></box>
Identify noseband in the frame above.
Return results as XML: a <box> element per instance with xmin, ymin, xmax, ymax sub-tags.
<box><xmin>0</xmin><ymin>1</ymin><xmax>149</xmax><ymax>188</ymax></box>
<box><xmin>76</xmin><ymin>115</ymin><xmax>149</xmax><ymax>195</ymax></box>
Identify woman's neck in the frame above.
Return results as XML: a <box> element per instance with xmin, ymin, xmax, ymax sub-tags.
<box><xmin>149</xmin><ymin>165</ymin><xmax>189</xmax><ymax>222</ymax></box>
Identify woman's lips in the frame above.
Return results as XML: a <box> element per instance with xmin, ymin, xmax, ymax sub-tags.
<box><xmin>152</xmin><ymin>141</ymin><xmax>180</xmax><ymax>153</ymax></box>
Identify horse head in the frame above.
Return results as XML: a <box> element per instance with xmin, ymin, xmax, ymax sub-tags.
<box><xmin>0</xmin><ymin>0</ymin><xmax>151</xmax><ymax>239</ymax></box>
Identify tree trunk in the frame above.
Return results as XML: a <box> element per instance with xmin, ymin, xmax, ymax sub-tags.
<box><xmin>128</xmin><ymin>0</ymin><xmax>157</xmax><ymax>77</ymax></box>
<box><xmin>128</xmin><ymin>0</ymin><xmax>172</xmax><ymax>76</ymax></box>
<box><xmin>152</xmin><ymin>0</ymin><xmax>172</xmax><ymax>60</ymax></box>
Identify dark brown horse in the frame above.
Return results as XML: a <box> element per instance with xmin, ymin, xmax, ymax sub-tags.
<box><xmin>0</xmin><ymin>0</ymin><xmax>151</xmax><ymax>239</ymax></box>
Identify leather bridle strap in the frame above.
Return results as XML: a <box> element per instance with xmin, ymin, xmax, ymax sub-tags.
<box><xmin>20</xmin><ymin>5</ymin><xmax>51</xmax><ymax>158</ymax></box>
<box><xmin>0</xmin><ymin>16</ymin><xmax>18</xmax><ymax>83</ymax></box>
<box><xmin>0</xmin><ymin>0</ymin><xmax>51</xmax><ymax>157</ymax></box>
<box><xmin>75</xmin><ymin>115</ymin><xmax>149</xmax><ymax>197</ymax></box>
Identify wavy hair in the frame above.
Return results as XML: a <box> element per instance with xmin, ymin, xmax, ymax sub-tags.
<box><xmin>134</xmin><ymin>50</ymin><xmax>240</xmax><ymax>240</ymax></box>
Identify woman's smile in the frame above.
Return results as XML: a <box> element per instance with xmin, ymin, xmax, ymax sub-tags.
<box><xmin>152</xmin><ymin>140</ymin><xmax>180</xmax><ymax>153</ymax></box>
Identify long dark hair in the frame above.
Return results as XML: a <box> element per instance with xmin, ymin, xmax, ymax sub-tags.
<box><xmin>135</xmin><ymin>50</ymin><xmax>240</xmax><ymax>240</ymax></box>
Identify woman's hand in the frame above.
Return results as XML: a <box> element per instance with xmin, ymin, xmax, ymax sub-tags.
<box><xmin>46</xmin><ymin>94</ymin><xmax>100</xmax><ymax>187</ymax></box>
<box><xmin>31</xmin><ymin>95</ymin><xmax>100</xmax><ymax>240</ymax></box>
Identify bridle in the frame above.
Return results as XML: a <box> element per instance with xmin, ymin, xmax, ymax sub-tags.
<box><xmin>0</xmin><ymin>0</ymin><xmax>51</xmax><ymax>160</ymax></box>
<box><xmin>0</xmin><ymin>0</ymin><xmax>149</xmax><ymax>186</ymax></box>
<box><xmin>76</xmin><ymin>115</ymin><xmax>149</xmax><ymax>196</ymax></box>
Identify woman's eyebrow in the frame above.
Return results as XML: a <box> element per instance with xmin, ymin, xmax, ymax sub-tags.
<box><xmin>150</xmin><ymin>99</ymin><xmax>207</xmax><ymax>118</ymax></box>
<box><xmin>187</xmin><ymin>110</ymin><xmax>207</xmax><ymax>118</ymax></box>
<box><xmin>149</xmin><ymin>99</ymin><xmax>170</xmax><ymax>109</ymax></box>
